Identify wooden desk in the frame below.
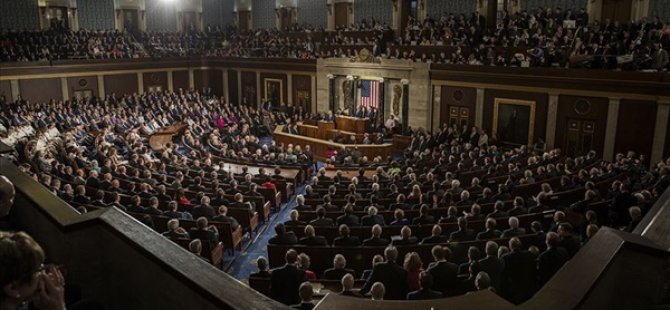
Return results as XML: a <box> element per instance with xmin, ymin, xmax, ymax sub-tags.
<box><xmin>149</xmin><ymin>124</ymin><xmax>185</xmax><ymax>151</ymax></box>
<box><xmin>335</xmin><ymin>116</ymin><xmax>368</xmax><ymax>133</ymax></box>
<box><xmin>274</xmin><ymin>125</ymin><xmax>393</xmax><ymax>162</ymax></box>
<box><xmin>299</xmin><ymin>123</ymin><xmax>367</xmax><ymax>144</ymax></box>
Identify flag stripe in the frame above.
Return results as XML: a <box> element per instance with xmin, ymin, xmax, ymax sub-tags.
<box><xmin>361</xmin><ymin>80</ymin><xmax>379</xmax><ymax>109</ymax></box>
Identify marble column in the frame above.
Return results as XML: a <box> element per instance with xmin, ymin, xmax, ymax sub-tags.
<box><xmin>237</xmin><ymin>70</ymin><xmax>242</xmax><ymax>106</ymax></box>
<box><xmin>650</xmin><ymin>100</ymin><xmax>670</xmax><ymax>165</ymax></box>
<box><xmin>475</xmin><ymin>88</ymin><xmax>484</xmax><ymax>128</ymax></box>
<box><xmin>287</xmin><ymin>73</ymin><xmax>293</xmax><ymax>106</ymax></box>
<box><xmin>60</xmin><ymin>77</ymin><xmax>69</xmax><ymax>101</ymax></box>
<box><xmin>137</xmin><ymin>73</ymin><xmax>144</xmax><ymax>94</ymax></box>
<box><xmin>401</xmin><ymin>79</ymin><xmax>409</xmax><ymax>132</ymax></box>
<box><xmin>545</xmin><ymin>93</ymin><xmax>559</xmax><ymax>149</ymax></box>
<box><xmin>97</xmin><ymin>75</ymin><xmax>105</xmax><ymax>98</ymax></box>
<box><xmin>167</xmin><ymin>70</ymin><xmax>174</xmax><ymax>92</ymax></box>
<box><xmin>378</xmin><ymin>78</ymin><xmax>385</xmax><ymax>129</ymax></box>
<box><xmin>256</xmin><ymin>71</ymin><xmax>261</xmax><ymax>108</ymax></box>
<box><xmin>222</xmin><ymin>69</ymin><xmax>229</xmax><ymax>104</ymax></box>
<box><xmin>603</xmin><ymin>97</ymin><xmax>621</xmax><ymax>161</ymax></box>
<box><xmin>188</xmin><ymin>69</ymin><xmax>195</xmax><ymax>90</ymax></box>
<box><xmin>10</xmin><ymin>80</ymin><xmax>19</xmax><ymax>101</ymax></box>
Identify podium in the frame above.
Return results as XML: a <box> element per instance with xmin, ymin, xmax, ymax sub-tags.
<box><xmin>335</xmin><ymin>116</ymin><xmax>369</xmax><ymax>133</ymax></box>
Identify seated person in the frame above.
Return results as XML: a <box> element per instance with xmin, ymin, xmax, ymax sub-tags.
<box><xmin>323</xmin><ymin>254</ymin><xmax>356</xmax><ymax>280</ymax></box>
<box><xmin>212</xmin><ymin>206</ymin><xmax>240</xmax><ymax>230</ymax></box>
<box><xmin>333</xmin><ymin>224</ymin><xmax>361</xmax><ymax>246</ymax></box>
<box><xmin>188</xmin><ymin>217</ymin><xmax>219</xmax><ymax>243</ymax></box>
<box><xmin>298</xmin><ymin>225</ymin><xmax>328</xmax><ymax>246</ymax></box>
<box><xmin>407</xmin><ymin>271</ymin><xmax>444</xmax><ymax>300</ymax></box>
<box><xmin>250</xmin><ymin>256</ymin><xmax>271</xmax><ymax>278</ymax></box>
<box><xmin>268</xmin><ymin>223</ymin><xmax>298</xmax><ymax>245</ymax></box>
<box><xmin>392</xmin><ymin>225</ymin><xmax>418</xmax><ymax>245</ymax></box>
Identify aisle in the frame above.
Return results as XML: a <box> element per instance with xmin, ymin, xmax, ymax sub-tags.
<box><xmin>227</xmin><ymin>184</ymin><xmax>304</xmax><ymax>280</ymax></box>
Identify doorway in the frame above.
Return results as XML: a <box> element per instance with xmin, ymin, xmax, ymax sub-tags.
<box><xmin>602</xmin><ymin>0</ymin><xmax>632</xmax><ymax>23</ymax></box>
<box><xmin>565</xmin><ymin>118</ymin><xmax>595</xmax><ymax>157</ymax></box>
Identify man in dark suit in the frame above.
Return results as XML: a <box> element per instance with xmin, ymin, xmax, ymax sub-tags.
<box><xmin>212</xmin><ymin>206</ymin><xmax>240</xmax><ymax>230</ymax></box>
<box><xmin>323</xmin><ymin>254</ymin><xmax>356</xmax><ymax>280</ymax></box>
<box><xmin>336</xmin><ymin>204</ymin><xmax>360</xmax><ymax>226</ymax></box>
<box><xmin>421</xmin><ymin>224</ymin><xmax>447</xmax><ymax>244</ymax></box>
<box><xmin>412</xmin><ymin>204</ymin><xmax>436</xmax><ymax>225</ymax></box>
<box><xmin>502</xmin><ymin>216</ymin><xmax>527</xmax><ymax>238</ymax></box>
<box><xmin>361</xmin><ymin>206</ymin><xmax>386</xmax><ymax>226</ymax></box>
<box><xmin>268</xmin><ymin>223</ymin><xmax>298</xmax><ymax>245</ymax></box>
<box><xmin>501</xmin><ymin>237</ymin><xmax>537</xmax><ymax>304</ymax></box>
<box><xmin>426</xmin><ymin>245</ymin><xmax>459</xmax><ymax>297</ymax></box>
<box><xmin>476</xmin><ymin>218</ymin><xmax>502</xmax><ymax>240</ymax></box>
<box><xmin>333</xmin><ymin>224</ymin><xmax>361</xmax><ymax>246</ymax></box>
<box><xmin>249</xmin><ymin>256</ymin><xmax>271</xmax><ymax>278</ymax></box>
<box><xmin>557</xmin><ymin>223</ymin><xmax>581</xmax><ymax>258</ymax></box>
<box><xmin>271</xmin><ymin>249</ymin><xmax>308</xmax><ymax>305</ymax></box>
<box><xmin>538</xmin><ymin>232</ymin><xmax>569</xmax><ymax>286</ymax></box>
<box><xmin>359</xmin><ymin>246</ymin><xmax>409</xmax><ymax>300</ymax></box>
<box><xmin>290</xmin><ymin>281</ymin><xmax>315</xmax><ymax>310</ymax></box>
<box><xmin>298</xmin><ymin>225</ymin><xmax>328</xmax><ymax>246</ymax></box>
<box><xmin>191</xmin><ymin>196</ymin><xmax>216</xmax><ymax>220</ymax></box>
<box><xmin>609</xmin><ymin>184</ymin><xmax>637</xmax><ymax>228</ymax></box>
<box><xmin>391</xmin><ymin>226</ymin><xmax>418</xmax><ymax>246</ymax></box>
<box><xmin>449</xmin><ymin>217</ymin><xmax>475</xmax><ymax>242</ymax></box>
<box><xmin>340</xmin><ymin>273</ymin><xmax>362</xmax><ymax>297</ymax></box>
<box><xmin>188</xmin><ymin>217</ymin><xmax>219</xmax><ymax>244</ymax></box>
<box><xmin>478</xmin><ymin>241</ymin><xmax>505</xmax><ymax>292</ymax></box>
<box><xmin>363</xmin><ymin>224</ymin><xmax>390</xmax><ymax>246</ymax></box>
<box><xmin>309</xmin><ymin>207</ymin><xmax>335</xmax><ymax>227</ymax></box>
<box><xmin>407</xmin><ymin>272</ymin><xmax>444</xmax><ymax>300</ymax></box>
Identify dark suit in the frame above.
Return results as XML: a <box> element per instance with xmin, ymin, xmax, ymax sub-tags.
<box><xmin>361</xmin><ymin>214</ymin><xmax>385</xmax><ymax>226</ymax></box>
<box><xmin>538</xmin><ymin>247</ymin><xmax>569</xmax><ymax>285</ymax></box>
<box><xmin>501</xmin><ymin>250</ymin><xmax>537</xmax><ymax>304</ymax></box>
<box><xmin>421</xmin><ymin>235</ymin><xmax>447</xmax><ymax>244</ymax></box>
<box><xmin>212</xmin><ymin>214</ymin><xmax>240</xmax><ymax>230</ymax></box>
<box><xmin>558</xmin><ymin>235</ymin><xmax>581</xmax><ymax>258</ymax></box>
<box><xmin>289</xmin><ymin>302</ymin><xmax>314</xmax><ymax>310</ymax></box>
<box><xmin>449</xmin><ymin>228</ymin><xmax>476</xmax><ymax>242</ymax></box>
<box><xmin>476</xmin><ymin>229</ymin><xmax>502</xmax><ymax>240</ymax></box>
<box><xmin>323</xmin><ymin>267</ymin><xmax>356</xmax><ymax>280</ymax></box>
<box><xmin>333</xmin><ymin>236</ymin><xmax>361</xmax><ymax>246</ymax></box>
<box><xmin>309</xmin><ymin>217</ymin><xmax>335</xmax><ymax>226</ymax></box>
<box><xmin>191</xmin><ymin>204</ymin><xmax>216</xmax><ymax>220</ymax></box>
<box><xmin>412</xmin><ymin>215</ymin><xmax>436</xmax><ymax>225</ymax></box>
<box><xmin>362</xmin><ymin>237</ymin><xmax>389</xmax><ymax>246</ymax></box>
<box><xmin>188</xmin><ymin>228</ymin><xmax>218</xmax><ymax>243</ymax></box>
<box><xmin>298</xmin><ymin>236</ymin><xmax>328</xmax><ymax>246</ymax></box>
<box><xmin>427</xmin><ymin>260</ymin><xmax>459</xmax><ymax>296</ymax></box>
<box><xmin>478</xmin><ymin>256</ymin><xmax>505</xmax><ymax>291</ymax></box>
<box><xmin>406</xmin><ymin>289</ymin><xmax>443</xmax><ymax>300</ymax></box>
<box><xmin>360</xmin><ymin>261</ymin><xmax>409</xmax><ymax>300</ymax></box>
<box><xmin>502</xmin><ymin>227</ymin><xmax>526</xmax><ymax>238</ymax></box>
<box><xmin>392</xmin><ymin>237</ymin><xmax>418</xmax><ymax>246</ymax></box>
<box><xmin>268</xmin><ymin>232</ymin><xmax>298</xmax><ymax>245</ymax></box>
<box><xmin>270</xmin><ymin>264</ymin><xmax>307</xmax><ymax>305</ymax></box>
<box><xmin>336</xmin><ymin>214</ymin><xmax>360</xmax><ymax>226</ymax></box>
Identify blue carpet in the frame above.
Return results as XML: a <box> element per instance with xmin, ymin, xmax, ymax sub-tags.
<box><xmin>227</xmin><ymin>184</ymin><xmax>306</xmax><ymax>280</ymax></box>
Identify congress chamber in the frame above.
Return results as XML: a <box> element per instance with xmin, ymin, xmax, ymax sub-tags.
<box><xmin>0</xmin><ymin>0</ymin><xmax>670</xmax><ymax>309</ymax></box>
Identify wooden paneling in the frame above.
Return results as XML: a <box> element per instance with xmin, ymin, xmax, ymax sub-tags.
<box><xmin>142</xmin><ymin>71</ymin><xmax>168</xmax><ymax>93</ymax></box>
<box><xmin>555</xmin><ymin>95</ymin><xmax>609</xmax><ymax>156</ymax></box>
<box><xmin>482</xmin><ymin>89</ymin><xmax>548</xmax><ymax>144</ymax></box>
<box><xmin>227</xmin><ymin>69</ymin><xmax>238</xmax><ymax>105</ymax></box>
<box><xmin>67</xmin><ymin>76</ymin><xmax>98</xmax><ymax>98</ymax></box>
<box><xmin>440</xmin><ymin>86</ymin><xmax>476</xmax><ymax>127</ymax></box>
<box><xmin>240</xmin><ymin>71</ymin><xmax>257</xmax><ymax>106</ymax></box>
<box><xmin>0</xmin><ymin>80</ymin><xmax>12</xmax><ymax>100</ymax></box>
<box><xmin>172</xmin><ymin>70</ymin><xmax>189</xmax><ymax>91</ymax></box>
<box><xmin>665</xmin><ymin>110</ymin><xmax>670</xmax><ymax>159</ymax></box>
<box><xmin>194</xmin><ymin>69</ymin><xmax>223</xmax><ymax>95</ymax></box>
<box><xmin>104</xmin><ymin>74</ymin><xmax>138</xmax><ymax>96</ymax></box>
<box><xmin>334</xmin><ymin>3</ymin><xmax>348</xmax><ymax>28</ymax></box>
<box><xmin>260</xmin><ymin>72</ymin><xmax>287</xmax><ymax>104</ymax></box>
<box><xmin>615</xmin><ymin>100</ymin><xmax>657</xmax><ymax>158</ymax></box>
<box><xmin>19</xmin><ymin>78</ymin><xmax>61</xmax><ymax>103</ymax></box>
<box><xmin>292</xmin><ymin>74</ymin><xmax>311</xmax><ymax>112</ymax></box>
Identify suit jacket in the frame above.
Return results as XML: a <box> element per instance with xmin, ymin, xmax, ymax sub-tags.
<box><xmin>412</xmin><ymin>215</ymin><xmax>436</xmax><ymax>225</ymax></box>
<box><xmin>421</xmin><ymin>235</ymin><xmax>447</xmax><ymax>244</ymax></box>
<box><xmin>361</xmin><ymin>214</ymin><xmax>385</xmax><ymax>226</ymax></box>
<box><xmin>191</xmin><ymin>204</ymin><xmax>216</xmax><ymax>220</ymax></box>
<box><xmin>501</xmin><ymin>250</ymin><xmax>537</xmax><ymax>304</ymax></box>
<box><xmin>333</xmin><ymin>236</ymin><xmax>361</xmax><ymax>246</ymax></box>
<box><xmin>336</xmin><ymin>214</ymin><xmax>360</xmax><ymax>226</ymax></box>
<box><xmin>392</xmin><ymin>237</ymin><xmax>418</xmax><ymax>246</ymax></box>
<box><xmin>188</xmin><ymin>228</ymin><xmax>218</xmax><ymax>243</ymax></box>
<box><xmin>268</xmin><ymin>232</ymin><xmax>298</xmax><ymax>245</ymax></box>
<box><xmin>476</xmin><ymin>229</ymin><xmax>502</xmax><ymax>240</ymax></box>
<box><xmin>407</xmin><ymin>289</ymin><xmax>444</xmax><ymax>300</ymax></box>
<box><xmin>502</xmin><ymin>227</ymin><xmax>526</xmax><ymax>238</ymax></box>
<box><xmin>323</xmin><ymin>267</ymin><xmax>356</xmax><ymax>280</ymax></box>
<box><xmin>270</xmin><ymin>264</ymin><xmax>307</xmax><ymax>305</ymax></box>
<box><xmin>360</xmin><ymin>262</ymin><xmax>409</xmax><ymax>300</ymax></box>
<box><xmin>212</xmin><ymin>215</ymin><xmax>240</xmax><ymax>230</ymax></box>
<box><xmin>558</xmin><ymin>235</ymin><xmax>581</xmax><ymax>258</ymax></box>
<box><xmin>427</xmin><ymin>260</ymin><xmax>459</xmax><ymax>296</ymax></box>
<box><xmin>289</xmin><ymin>302</ymin><xmax>314</xmax><ymax>310</ymax></box>
<box><xmin>298</xmin><ymin>236</ymin><xmax>328</xmax><ymax>246</ymax></box>
<box><xmin>362</xmin><ymin>237</ymin><xmax>389</xmax><ymax>246</ymax></box>
<box><xmin>478</xmin><ymin>255</ymin><xmax>505</xmax><ymax>291</ymax></box>
<box><xmin>309</xmin><ymin>217</ymin><xmax>335</xmax><ymax>226</ymax></box>
<box><xmin>538</xmin><ymin>247</ymin><xmax>569</xmax><ymax>285</ymax></box>
<box><xmin>449</xmin><ymin>228</ymin><xmax>476</xmax><ymax>242</ymax></box>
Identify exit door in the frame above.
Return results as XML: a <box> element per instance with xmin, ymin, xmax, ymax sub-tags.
<box><xmin>566</xmin><ymin>119</ymin><xmax>595</xmax><ymax>157</ymax></box>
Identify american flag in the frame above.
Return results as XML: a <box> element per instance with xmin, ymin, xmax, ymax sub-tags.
<box><xmin>360</xmin><ymin>79</ymin><xmax>380</xmax><ymax>108</ymax></box>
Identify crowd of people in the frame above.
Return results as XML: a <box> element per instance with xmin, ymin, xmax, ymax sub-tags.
<box><xmin>255</xmin><ymin>116</ymin><xmax>670</xmax><ymax>306</ymax></box>
<box><xmin>0</xmin><ymin>28</ymin><xmax>145</xmax><ymax>62</ymax></box>
<box><xmin>1</xmin><ymin>7</ymin><xmax>668</xmax><ymax>71</ymax></box>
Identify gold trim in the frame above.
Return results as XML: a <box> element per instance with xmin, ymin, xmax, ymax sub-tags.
<box><xmin>493</xmin><ymin>98</ymin><xmax>536</xmax><ymax>146</ymax></box>
<box><xmin>264</xmin><ymin>78</ymin><xmax>284</xmax><ymax>104</ymax></box>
